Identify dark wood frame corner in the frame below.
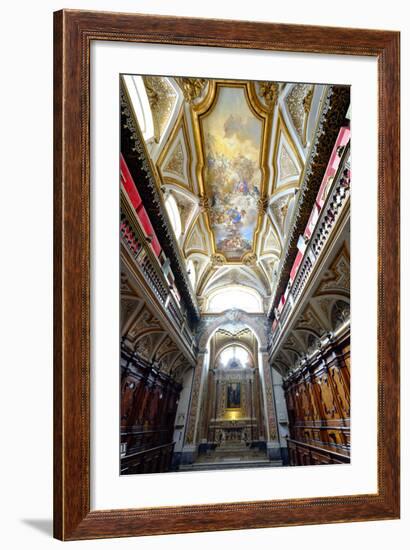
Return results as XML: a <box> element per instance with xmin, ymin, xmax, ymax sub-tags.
<box><xmin>53</xmin><ymin>9</ymin><xmax>400</xmax><ymax>541</ymax></box>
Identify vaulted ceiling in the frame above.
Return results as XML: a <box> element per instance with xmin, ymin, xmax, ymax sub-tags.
<box><xmin>123</xmin><ymin>75</ymin><xmax>327</xmax><ymax>313</ymax></box>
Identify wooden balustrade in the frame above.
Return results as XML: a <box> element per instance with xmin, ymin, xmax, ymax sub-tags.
<box><xmin>121</xmin><ymin>196</ymin><xmax>197</xmax><ymax>354</ymax></box>
<box><xmin>287</xmin><ymin>438</ymin><xmax>350</xmax><ymax>466</ymax></box>
<box><xmin>120</xmin><ymin>348</ymin><xmax>182</xmax><ymax>475</ymax></box>
<box><xmin>121</xmin><ymin>442</ymin><xmax>175</xmax><ymax>474</ymax></box>
<box><xmin>269</xmin><ymin>147</ymin><xmax>350</xmax><ymax>355</ymax></box>
<box><xmin>282</xmin><ymin>332</ymin><xmax>351</xmax><ymax>466</ymax></box>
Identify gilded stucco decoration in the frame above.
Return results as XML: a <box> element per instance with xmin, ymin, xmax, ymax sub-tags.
<box><xmin>315</xmin><ymin>245</ymin><xmax>350</xmax><ymax>297</ymax></box>
<box><xmin>279</xmin><ymin>145</ymin><xmax>300</xmax><ymax>181</ymax></box>
<box><xmin>243</xmin><ymin>252</ymin><xmax>257</xmax><ymax>266</ymax></box>
<box><xmin>258</xmin><ymin>81</ymin><xmax>280</xmax><ymax>110</ymax></box>
<box><xmin>164</xmin><ymin>142</ymin><xmax>185</xmax><ymax>177</ymax></box>
<box><xmin>141</xmin><ymin>78</ymin><xmax>316</xmax><ymax>304</ymax></box>
<box><xmin>176</xmin><ymin>77</ymin><xmax>207</xmax><ymax>103</ymax></box>
<box><xmin>210</xmin><ymin>253</ymin><xmax>226</xmax><ymax>267</ymax></box>
<box><xmin>143</xmin><ymin>76</ymin><xmax>177</xmax><ymax>142</ymax></box>
<box><xmin>198</xmin><ymin>194</ymin><xmax>211</xmax><ymax>213</ymax></box>
<box><xmin>270</xmin><ymin>194</ymin><xmax>292</xmax><ymax>236</ymax></box>
<box><xmin>295</xmin><ymin>304</ymin><xmax>326</xmax><ymax>338</ymax></box>
<box><xmin>285</xmin><ymin>83</ymin><xmax>314</xmax><ymax>146</ymax></box>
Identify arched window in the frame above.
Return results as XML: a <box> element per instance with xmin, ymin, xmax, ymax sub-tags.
<box><xmin>164</xmin><ymin>194</ymin><xmax>182</xmax><ymax>240</ymax></box>
<box><xmin>122</xmin><ymin>75</ymin><xmax>155</xmax><ymax>142</ymax></box>
<box><xmin>218</xmin><ymin>345</ymin><xmax>252</xmax><ymax>369</ymax></box>
<box><xmin>207</xmin><ymin>286</ymin><xmax>263</xmax><ymax>313</ymax></box>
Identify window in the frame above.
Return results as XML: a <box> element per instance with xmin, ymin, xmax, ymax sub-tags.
<box><xmin>122</xmin><ymin>75</ymin><xmax>155</xmax><ymax>142</ymax></box>
<box><xmin>218</xmin><ymin>345</ymin><xmax>251</xmax><ymax>369</ymax></box>
<box><xmin>164</xmin><ymin>194</ymin><xmax>182</xmax><ymax>240</ymax></box>
<box><xmin>207</xmin><ymin>286</ymin><xmax>263</xmax><ymax>313</ymax></box>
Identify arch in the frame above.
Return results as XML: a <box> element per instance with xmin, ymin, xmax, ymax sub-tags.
<box><xmin>198</xmin><ymin>310</ymin><xmax>268</xmax><ymax>351</ymax></box>
<box><xmin>310</xmin><ymin>294</ymin><xmax>350</xmax><ymax>328</ymax></box>
<box><xmin>206</xmin><ymin>285</ymin><xmax>263</xmax><ymax>314</ymax></box>
<box><xmin>331</xmin><ymin>300</ymin><xmax>350</xmax><ymax>330</ymax></box>
<box><xmin>215</xmin><ymin>339</ymin><xmax>255</xmax><ymax>362</ymax></box>
<box><xmin>190</xmin><ymin>311</ymin><xmax>273</xmax><ymax>448</ymax></box>
<box><xmin>215</xmin><ymin>343</ymin><xmax>254</xmax><ymax>369</ymax></box>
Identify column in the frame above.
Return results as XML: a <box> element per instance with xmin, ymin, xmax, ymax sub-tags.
<box><xmin>271</xmin><ymin>367</ymin><xmax>290</xmax><ymax>464</ymax></box>
<box><xmin>181</xmin><ymin>350</ymin><xmax>208</xmax><ymax>464</ymax></box>
<box><xmin>259</xmin><ymin>349</ymin><xmax>281</xmax><ymax>460</ymax></box>
<box><xmin>171</xmin><ymin>366</ymin><xmax>194</xmax><ymax>467</ymax></box>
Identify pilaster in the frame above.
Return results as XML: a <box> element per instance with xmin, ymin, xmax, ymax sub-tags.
<box><xmin>181</xmin><ymin>350</ymin><xmax>208</xmax><ymax>460</ymax></box>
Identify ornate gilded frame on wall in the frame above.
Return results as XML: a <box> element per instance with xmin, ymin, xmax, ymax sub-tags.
<box><xmin>54</xmin><ymin>9</ymin><xmax>400</xmax><ymax>540</ymax></box>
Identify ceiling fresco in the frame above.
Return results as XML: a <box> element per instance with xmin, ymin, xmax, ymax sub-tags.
<box><xmin>123</xmin><ymin>75</ymin><xmax>327</xmax><ymax>312</ymax></box>
<box><xmin>201</xmin><ymin>86</ymin><xmax>263</xmax><ymax>260</ymax></box>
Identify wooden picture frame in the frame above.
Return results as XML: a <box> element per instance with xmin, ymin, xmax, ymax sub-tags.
<box><xmin>53</xmin><ymin>9</ymin><xmax>400</xmax><ymax>540</ymax></box>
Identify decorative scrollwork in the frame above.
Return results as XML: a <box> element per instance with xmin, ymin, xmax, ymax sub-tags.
<box><xmin>176</xmin><ymin>77</ymin><xmax>207</xmax><ymax>103</ymax></box>
<box><xmin>258</xmin><ymin>81</ymin><xmax>279</xmax><ymax>110</ymax></box>
<box><xmin>210</xmin><ymin>253</ymin><xmax>225</xmax><ymax>267</ymax></box>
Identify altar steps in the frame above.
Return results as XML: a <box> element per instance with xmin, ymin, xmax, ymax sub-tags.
<box><xmin>178</xmin><ymin>442</ymin><xmax>283</xmax><ymax>471</ymax></box>
<box><xmin>179</xmin><ymin>459</ymin><xmax>283</xmax><ymax>471</ymax></box>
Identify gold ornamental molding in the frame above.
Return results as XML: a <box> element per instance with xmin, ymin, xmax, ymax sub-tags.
<box><xmin>157</xmin><ymin>106</ymin><xmax>194</xmax><ymax>191</ymax></box>
<box><xmin>285</xmin><ymin>83</ymin><xmax>315</xmax><ymax>147</ymax></box>
<box><xmin>257</xmin><ymin>81</ymin><xmax>280</xmax><ymax>111</ymax></box>
<box><xmin>270</xmin><ymin>107</ymin><xmax>304</xmax><ymax>196</ymax></box>
<box><xmin>175</xmin><ymin>77</ymin><xmax>208</xmax><ymax>103</ymax></box>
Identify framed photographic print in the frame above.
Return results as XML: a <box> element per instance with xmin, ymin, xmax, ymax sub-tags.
<box><xmin>54</xmin><ymin>9</ymin><xmax>400</xmax><ymax>540</ymax></box>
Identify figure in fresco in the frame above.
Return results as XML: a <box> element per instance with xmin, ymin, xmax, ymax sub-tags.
<box><xmin>233</xmin><ymin>179</ymin><xmax>249</xmax><ymax>195</ymax></box>
<box><xmin>239</xmin><ymin>180</ymin><xmax>249</xmax><ymax>195</ymax></box>
<box><xmin>227</xmin><ymin>207</ymin><xmax>245</xmax><ymax>225</ymax></box>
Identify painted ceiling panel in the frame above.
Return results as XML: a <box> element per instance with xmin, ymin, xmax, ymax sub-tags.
<box><xmin>279</xmin><ymin>143</ymin><xmax>300</xmax><ymax>182</ymax></box>
<box><xmin>201</xmin><ymin>85</ymin><xmax>263</xmax><ymax>260</ymax></box>
<box><xmin>126</xmin><ymin>75</ymin><xmax>329</xmax><ymax>312</ymax></box>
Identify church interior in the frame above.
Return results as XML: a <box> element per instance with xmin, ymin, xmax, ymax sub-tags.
<box><xmin>120</xmin><ymin>75</ymin><xmax>351</xmax><ymax>474</ymax></box>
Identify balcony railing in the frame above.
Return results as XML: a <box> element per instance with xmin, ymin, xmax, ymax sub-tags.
<box><xmin>121</xmin><ymin>197</ymin><xmax>197</xmax><ymax>357</ymax></box>
<box><xmin>120</xmin><ymin>442</ymin><xmax>175</xmax><ymax>475</ymax></box>
<box><xmin>269</xmin><ymin>146</ymin><xmax>350</xmax><ymax>355</ymax></box>
<box><xmin>287</xmin><ymin>437</ymin><xmax>350</xmax><ymax>465</ymax></box>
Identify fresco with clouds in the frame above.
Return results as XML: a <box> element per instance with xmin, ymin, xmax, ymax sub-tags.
<box><xmin>202</xmin><ymin>86</ymin><xmax>263</xmax><ymax>260</ymax></box>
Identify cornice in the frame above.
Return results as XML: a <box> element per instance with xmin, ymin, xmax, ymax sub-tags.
<box><xmin>268</xmin><ymin>85</ymin><xmax>350</xmax><ymax>318</ymax></box>
<box><xmin>121</xmin><ymin>83</ymin><xmax>200</xmax><ymax>322</ymax></box>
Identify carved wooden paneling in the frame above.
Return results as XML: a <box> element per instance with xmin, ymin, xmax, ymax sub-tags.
<box><xmin>283</xmin><ymin>338</ymin><xmax>350</xmax><ymax>466</ymax></box>
<box><xmin>120</xmin><ymin>345</ymin><xmax>182</xmax><ymax>475</ymax></box>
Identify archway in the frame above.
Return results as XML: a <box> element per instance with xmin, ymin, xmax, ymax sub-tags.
<box><xmin>177</xmin><ymin>310</ymin><xmax>287</xmax><ymax>469</ymax></box>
